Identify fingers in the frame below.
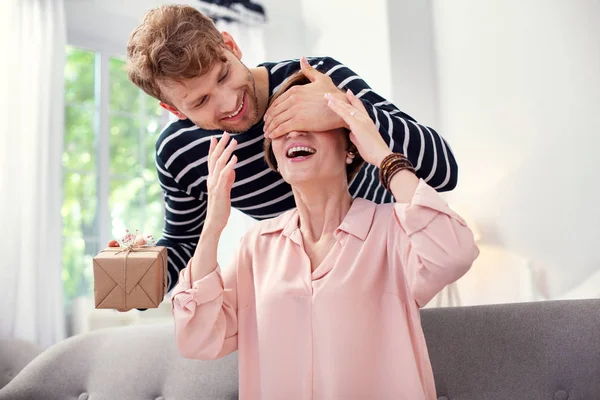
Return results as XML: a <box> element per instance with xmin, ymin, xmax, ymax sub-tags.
<box><xmin>346</xmin><ymin>89</ymin><xmax>368</xmax><ymax>113</ymax></box>
<box><xmin>265</xmin><ymin>109</ymin><xmax>294</xmax><ymax>139</ymax></box>
<box><xmin>269</xmin><ymin>119</ymin><xmax>296</xmax><ymax>140</ymax></box>
<box><xmin>264</xmin><ymin>95</ymin><xmax>292</xmax><ymax>134</ymax></box>
<box><xmin>217</xmin><ymin>155</ymin><xmax>237</xmax><ymax>188</ymax></box>
<box><xmin>324</xmin><ymin>93</ymin><xmax>356</xmax><ymax>127</ymax></box>
<box><xmin>208</xmin><ymin>132</ymin><xmax>232</xmax><ymax>174</ymax></box>
<box><xmin>208</xmin><ymin>136</ymin><xmax>217</xmax><ymax>171</ymax></box>
<box><xmin>263</xmin><ymin>89</ymin><xmax>294</xmax><ymax>126</ymax></box>
<box><xmin>300</xmin><ymin>56</ymin><xmax>320</xmax><ymax>83</ymax></box>
<box><xmin>214</xmin><ymin>137</ymin><xmax>237</xmax><ymax>175</ymax></box>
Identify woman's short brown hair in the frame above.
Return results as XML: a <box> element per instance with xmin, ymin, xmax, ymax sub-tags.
<box><xmin>126</xmin><ymin>5</ymin><xmax>226</xmax><ymax>104</ymax></box>
<box><xmin>263</xmin><ymin>72</ymin><xmax>364</xmax><ymax>184</ymax></box>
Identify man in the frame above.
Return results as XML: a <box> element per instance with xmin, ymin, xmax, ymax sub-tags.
<box><xmin>125</xmin><ymin>5</ymin><xmax>458</xmax><ymax>292</ymax></box>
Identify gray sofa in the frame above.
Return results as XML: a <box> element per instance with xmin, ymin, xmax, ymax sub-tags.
<box><xmin>0</xmin><ymin>337</ymin><xmax>42</xmax><ymax>391</ymax></box>
<box><xmin>1</xmin><ymin>299</ymin><xmax>599</xmax><ymax>399</ymax></box>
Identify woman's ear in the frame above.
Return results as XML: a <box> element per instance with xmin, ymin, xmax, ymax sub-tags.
<box><xmin>346</xmin><ymin>149</ymin><xmax>356</xmax><ymax>165</ymax></box>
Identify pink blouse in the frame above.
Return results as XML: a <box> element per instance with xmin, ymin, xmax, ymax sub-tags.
<box><xmin>172</xmin><ymin>179</ymin><xmax>479</xmax><ymax>399</ymax></box>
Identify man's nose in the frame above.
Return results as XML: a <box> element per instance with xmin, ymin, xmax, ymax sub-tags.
<box><xmin>217</xmin><ymin>88</ymin><xmax>240</xmax><ymax>116</ymax></box>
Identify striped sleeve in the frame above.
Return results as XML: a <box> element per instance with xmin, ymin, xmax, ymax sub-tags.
<box><xmin>155</xmin><ymin>152</ymin><xmax>206</xmax><ymax>293</ymax></box>
<box><xmin>318</xmin><ymin>57</ymin><xmax>458</xmax><ymax>192</ymax></box>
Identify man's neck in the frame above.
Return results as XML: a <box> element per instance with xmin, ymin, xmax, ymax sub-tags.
<box><xmin>250</xmin><ymin>66</ymin><xmax>270</xmax><ymax>122</ymax></box>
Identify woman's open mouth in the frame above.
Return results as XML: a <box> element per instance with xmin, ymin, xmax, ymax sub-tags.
<box><xmin>286</xmin><ymin>146</ymin><xmax>316</xmax><ymax>162</ymax></box>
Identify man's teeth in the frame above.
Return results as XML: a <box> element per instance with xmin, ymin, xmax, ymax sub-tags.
<box><xmin>287</xmin><ymin>146</ymin><xmax>316</xmax><ymax>157</ymax></box>
<box><xmin>227</xmin><ymin>100</ymin><xmax>244</xmax><ymax>118</ymax></box>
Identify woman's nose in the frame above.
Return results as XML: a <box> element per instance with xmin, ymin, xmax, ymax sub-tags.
<box><xmin>286</xmin><ymin>130</ymin><xmax>307</xmax><ymax>139</ymax></box>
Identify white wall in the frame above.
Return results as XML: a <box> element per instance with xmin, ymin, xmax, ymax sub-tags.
<box><xmin>387</xmin><ymin>0</ymin><xmax>439</xmax><ymax>127</ymax></box>
<box><xmin>260</xmin><ymin>0</ymin><xmax>307</xmax><ymax>62</ymax></box>
<box><xmin>300</xmin><ymin>0</ymin><xmax>393</xmax><ymax>100</ymax></box>
<box><xmin>432</xmin><ymin>0</ymin><xmax>600</xmax><ymax>297</ymax></box>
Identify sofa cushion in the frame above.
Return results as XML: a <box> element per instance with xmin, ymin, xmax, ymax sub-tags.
<box><xmin>422</xmin><ymin>299</ymin><xmax>600</xmax><ymax>399</ymax></box>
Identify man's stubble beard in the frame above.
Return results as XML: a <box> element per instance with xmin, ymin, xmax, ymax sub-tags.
<box><xmin>222</xmin><ymin>86</ymin><xmax>259</xmax><ymax>133</ymax></box>
<box><xmin>222</xmin><ymin>68</ymin><xmax>260</xmax><ymax>133</ymax></box>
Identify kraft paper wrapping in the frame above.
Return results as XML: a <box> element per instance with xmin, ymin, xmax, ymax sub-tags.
<box><xmin>93</xmin><ymin>246</ymin><xmax>168</xmax><ymax>310</ymax></box>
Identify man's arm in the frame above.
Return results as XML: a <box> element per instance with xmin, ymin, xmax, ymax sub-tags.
<box><xmin>264</xmin><ymin>57</ymin><xmax>458</xmax><ymax>192</ymax></box>
<box><xmin>155</xmin><ymin>153</ymin><xmax>207</xmax><ymax>293</ymax></box>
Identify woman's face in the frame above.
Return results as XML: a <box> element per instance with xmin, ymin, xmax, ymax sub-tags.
<box><xmin>271</xmin><ymin>128</ymin><xmax>349</xmax><ymax>186</ymax></box>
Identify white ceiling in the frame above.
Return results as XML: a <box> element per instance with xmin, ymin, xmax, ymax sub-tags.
<box><xmin>64</xmin><ymin>0</ymin><xmax>197</xmax><ymax>53</ymax></box>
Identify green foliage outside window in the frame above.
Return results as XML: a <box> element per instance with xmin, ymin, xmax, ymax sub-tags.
<box><xmin>62</xmin><ymin>46</ymin><xmax>165</xmax><ymax>306</ymax></box>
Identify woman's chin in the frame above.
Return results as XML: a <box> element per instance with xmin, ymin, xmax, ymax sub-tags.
<box><xmin>283</xmin><ymin>173</ymin><xmax>347</xmax><ymax>191</ymax></box>
<box><xmin>283</xmin><ymin>173</ymin><xmax>316</xmax><ymax>187</ymax></box>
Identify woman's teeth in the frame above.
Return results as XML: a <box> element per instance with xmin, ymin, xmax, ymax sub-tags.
<box><xmin>287</xmin><ymin>146</ymin><xmax>316</xmax><ymax>158</ymax></box>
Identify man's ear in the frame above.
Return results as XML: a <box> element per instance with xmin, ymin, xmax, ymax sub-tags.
<box><xmin>221</xmin><ymin>31</ymin><xmax>243</xmax><ymax>59</ymax></box>
<box><xmin>159</xmin><ymin>102</ymin><xmax>187</xmax><ymax>120</ymax></box>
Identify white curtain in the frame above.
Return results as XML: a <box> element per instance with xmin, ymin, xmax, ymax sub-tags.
<box><xmin>0</xmin><ymin>0</ymin><xmax>66</xmax><ymax>348</ymax></box>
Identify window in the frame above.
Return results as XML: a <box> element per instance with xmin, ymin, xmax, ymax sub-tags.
<box><xmin>62</xmin><ymin>46</ymin><xmax>167</xmax><ymax>307</ymax></box>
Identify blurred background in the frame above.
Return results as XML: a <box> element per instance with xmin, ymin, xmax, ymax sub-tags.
<box><xmin>0</xmin><ymin>0</ymin><xmax>598</xmax><ymax>348</ymax></box>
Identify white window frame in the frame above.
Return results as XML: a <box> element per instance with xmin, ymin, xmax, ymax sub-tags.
<box><xmin>65</xmin><ymin>32</ymin><xmax>168</xmax><ymax>292</ymax></box>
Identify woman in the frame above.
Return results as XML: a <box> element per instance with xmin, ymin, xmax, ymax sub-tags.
<box><xmin>171</xmin><ymin>73</ymin><xmax>479</xmax><ymax>399</ymax></box>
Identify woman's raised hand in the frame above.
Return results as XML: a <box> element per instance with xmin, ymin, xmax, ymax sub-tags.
<box><xmin>205</xmin><ymin>131</ymin><xmax>238</xmax><ymax>233</ymax></box>
<box><xmin>325</xmin><ymin>90</ymin><xmax>392</xmax><ymax>167</ymax></box>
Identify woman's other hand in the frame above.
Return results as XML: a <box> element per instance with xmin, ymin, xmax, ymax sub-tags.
<box><xmin>325</xmin><ymin>90</ymin><xmax>392</xmax><ymax>167</ymax></box>
<box><xmin>205</xmin><ymin>131</ymin><xmax>238</xmax><ymax>233</ymax></box>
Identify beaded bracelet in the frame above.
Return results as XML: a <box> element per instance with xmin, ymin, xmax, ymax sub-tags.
<box><xmin>378</xmin><ymin>153</ymin><xmax>416</xmax><ymax>191</ymax></box>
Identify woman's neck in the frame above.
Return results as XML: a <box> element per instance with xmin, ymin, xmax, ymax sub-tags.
<box><xmin>292</xmin><ymin>180</ymin><xmax>353</xmax><ymax>243</ymax></box>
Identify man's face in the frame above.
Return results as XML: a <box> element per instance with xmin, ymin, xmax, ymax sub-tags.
<box><xmin>160</xmin><ymin>50</ymin><xmax>260</xmax><ymax>133</ymax></box>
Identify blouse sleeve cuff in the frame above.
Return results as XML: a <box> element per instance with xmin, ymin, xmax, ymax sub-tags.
<box><xmin>393</xmin><ymin>179</ymin><xmax>467</xmax><ymax>235</ymax></box>
<box><xmin>172</xmin><ymin>262</ymin><xmax>224</xmax><ymax>310</ymax></box>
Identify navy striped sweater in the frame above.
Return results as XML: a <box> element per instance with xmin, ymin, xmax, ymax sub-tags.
<box><xmin>155</xmin><ymin>57</ymin><xmax>458</xmax><ymax>292</ymax></box>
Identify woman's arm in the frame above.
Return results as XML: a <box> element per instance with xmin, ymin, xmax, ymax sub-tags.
<box><xmin>371</xmin><ymin>156</ymin><xmax>477</xmax><ymax>307</ymax></box>
<box><xmin>172</xmin><ymin>253</ymin><xmax>240</xmax><ymax>360</ymax></box>
<box><xmin>326</xmin><ymin>91</ymin><xmax>479</xmax><ymax>307</ymax></box>
<box><xmin>368</xmin><ymin>156</ymin><xmax>477</xmax><ymax>307</ymax></box>
<box><xmin>171</xmin><ymin>132</ymin><xmax>243</xmax><ymax>359</ymax></box>
<box><xmin>388</xmin><ymin>179</ymin><xmax>479</xmax><ymax>307</ymax></box>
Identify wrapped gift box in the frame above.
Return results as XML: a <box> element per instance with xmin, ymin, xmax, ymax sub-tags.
<box><xmin>93</xmin><ymin>246</ymin><xmax>168</xmax><ymax>311</ymax></box>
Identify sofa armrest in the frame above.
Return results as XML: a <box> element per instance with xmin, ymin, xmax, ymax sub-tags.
<box><xmin>0</xmin><ymin>337</ymin><xmax>43</xmax><ymax>390</ymax></box>
<box><xmin>0</xmin><ymin>323</ymin><xmax>238</xmax><ymax>400</ymax></box>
